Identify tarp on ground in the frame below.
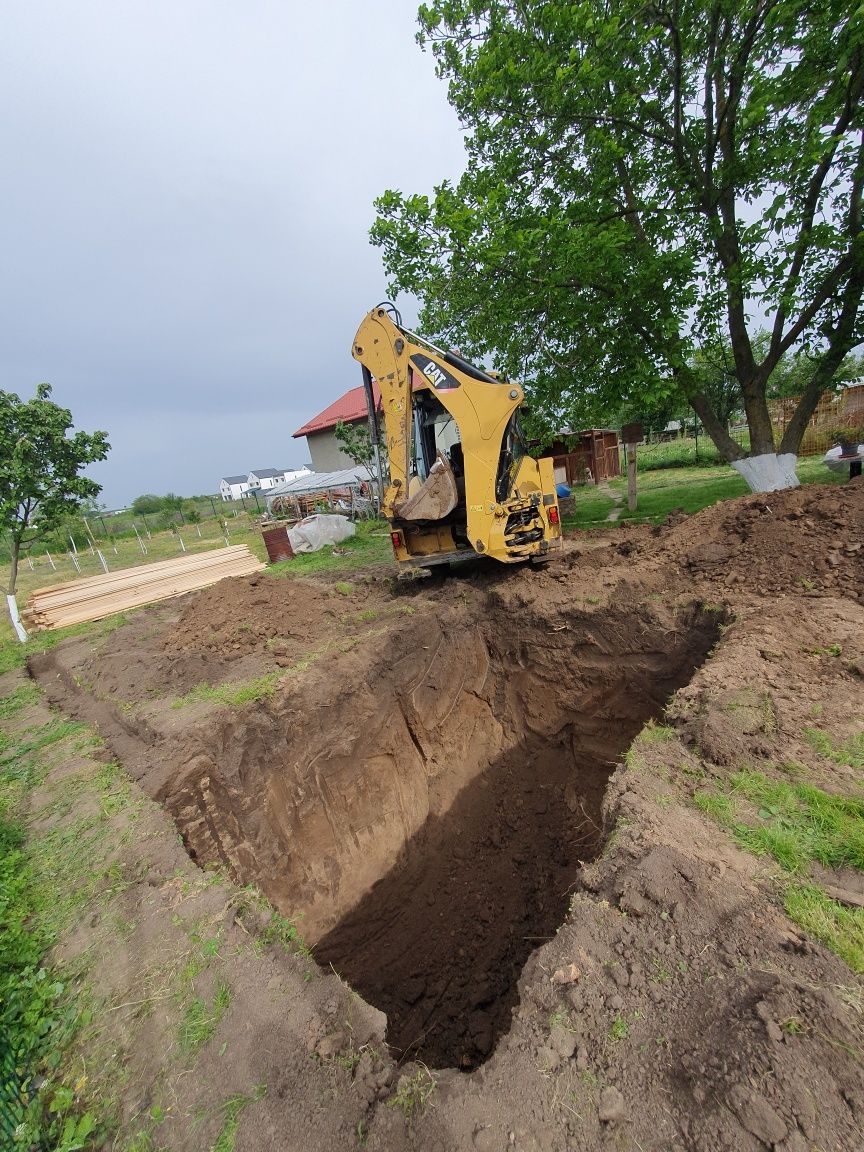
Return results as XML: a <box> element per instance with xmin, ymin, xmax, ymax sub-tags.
<box><xmin>287</xmin><ymin>514</ymin><xmax>356</xmax><ymax>554</ymax></box>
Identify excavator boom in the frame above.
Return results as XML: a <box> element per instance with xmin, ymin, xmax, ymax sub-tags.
<box><xmin>352</xmin><ymin>304</ymin><xmax>562</xmax><ymax>568</ymax></box>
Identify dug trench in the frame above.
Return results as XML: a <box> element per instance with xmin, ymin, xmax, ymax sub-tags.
<box><xmin>31</xmin><ymin>590</ymin><xmax>725</xmax><ymax>1073</ymax></box>
<box><xmin>312</xmin><ymin>599</ymin><xmax>724</xmax><ymax>1070</ymax></box>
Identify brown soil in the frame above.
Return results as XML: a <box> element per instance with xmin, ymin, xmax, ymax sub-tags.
<box><xmin>27</xmin><ymin>478</ymin><xmax>864</xmax><ymax>1151</ymax></box>
<box><xmin>314</xmin><ymin>604</ymin><xmax>722</xmax><ymax>1070</ymax></box>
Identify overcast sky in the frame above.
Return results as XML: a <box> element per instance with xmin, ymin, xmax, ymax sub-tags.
<box><xmin>0</xmin><ymin>1</ymin><xmax>466</xmax><ymax>507</ymax></box>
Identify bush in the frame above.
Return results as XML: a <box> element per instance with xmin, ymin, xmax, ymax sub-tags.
<box><xmin>130</xmin><ymin>494</ymin><xmax>164</xmax><ymax>515</ymax></box>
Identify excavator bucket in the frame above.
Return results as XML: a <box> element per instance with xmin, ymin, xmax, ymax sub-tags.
<box><xmin>397</xmin><ymin>452</ymin><xmax>459</xmax><ymax>522</ymax></box>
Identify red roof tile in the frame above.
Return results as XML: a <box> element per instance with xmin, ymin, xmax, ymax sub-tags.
<box><xmin>292</xmin><ymin>382</ymin><xmax>381</xmax><ymax>439</ymax></box>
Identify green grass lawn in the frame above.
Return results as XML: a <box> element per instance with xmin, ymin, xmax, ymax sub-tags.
<box><xmin>616</xmin><ymin>467</ymin><xmax>750</xmax><ymax>521</ymax></box>
<box><xmin>693</xmin><ymin>750</ymin><xmax>864</xmax><ymax>973</ymax></box>
<box><xmin>636</xmin><ymin>435</ymin><xmax>729</xmax><ymax>470</ymax></box>
<box><xmin>561</xmin><ymin>486</ymin><xmax>619</xmax><ymax>526</ymax></box>
<box><xmin>562</xmin><ymin>452</ymin><xmax>847</xmax><ymax>529</ymax></box>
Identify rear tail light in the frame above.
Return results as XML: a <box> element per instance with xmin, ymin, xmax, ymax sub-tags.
<box><xmin>390</xmin><ymin>531</ymin><xmax>403</xmax><ymax>551</ymax></box>
<box><xmin>548</xmin><ymin>505</ymin><xmax>560</xmax><ymax>526</ymax></box>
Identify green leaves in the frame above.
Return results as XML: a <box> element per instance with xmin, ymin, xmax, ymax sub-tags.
<box><xmin>374</xmin><ymin>1</ymin><xmax>864</xmax><ymax>468</ymax></box>
<box><xmin>334</xmin><ymin>419</ymin><xmax>378</xmax><ymax>476</ymax></box>
<box><xmin>0</xmin><ymin>384</ymin><xmax>109</xmax><ymax>592</ymax></box>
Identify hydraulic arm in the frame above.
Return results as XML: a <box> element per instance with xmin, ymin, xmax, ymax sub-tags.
<box><xmin>352</xmin><ymin>304</ymin><xmax>562</xmax><ymax>568</ymax></box>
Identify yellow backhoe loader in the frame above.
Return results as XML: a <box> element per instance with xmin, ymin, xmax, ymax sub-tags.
<box><xmin>352</xmin><ymin>303</ymin><xmax>562</xmax><ymax>570</ymax></box>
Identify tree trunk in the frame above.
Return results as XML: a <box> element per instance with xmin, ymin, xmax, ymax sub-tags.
<box><xmin>5</xmin><ymin>539</ymin><xmax>28</xmax><ymax>642</ymax></box>
<box><xmin>730</xmin><ymin>453</ymin><xmax>800</xmax><ymax>492</ymax></box>
<box><xmin>7</xmin><ymin>539</ymin><xmax>20</xmax><ymax>596</ymax></box>
<box><xmin>779</xmin><ymin>367</ymin><xmax>836</xmax><ymax>456</ymax></box>
<box><xmin>674</xmin><ymin>361</ymin><xmax>745</xmax><ymax>461</ymax></box>
<box><xmin>686</xmin><ymin>390</ymin><xmax>745</xmax><ymax>461</ymax></box>
<box><xmin>672</xmin><ymin>336</ymin><xmax>800</xmax><ymax>492</ymax></box>
<box><xmin>739</xmin><ymin>376</ymin><xmax>777</xmax><ymax>456</ymax></box>
<box><xmin>779</xmin><ymin>256</ymin><xmax>864</xmax><ymax>455</ymax></box>
<box><xmin>685</xmin><ymin>379</ymin><xmax>800</xmax><ymax>493</ymax></box>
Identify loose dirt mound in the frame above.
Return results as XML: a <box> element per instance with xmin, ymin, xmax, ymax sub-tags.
<box><xmin>162</xmin><ymin>572</ymin><xmax>392</xmax><ymax>664</ymax></box>
<box><xmin>578</xmin><ymin>477</ymin><xmax>863</xmax><ymax>598</ymax></box>
<box><xmin>29</xmin><ymin>479</ymin><xmax>864</xmax><ymax>1152</ymax></box>
<box><xmin>46</xmin><ymin>574</ymin><xmax>399</xmax><ymax>706</ymax></box>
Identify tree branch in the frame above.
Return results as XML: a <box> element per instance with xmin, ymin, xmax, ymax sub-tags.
<box><xmin>779</xmin><ymin>131</ymin><xmax>864</xmax><ymax>452</ymax></box>
<box><xmin>702</xmin><ymin>2</ymin><xmax>722</xmax><ymax>205</ymax></box>
<box><xmin>686</xmin><ymin>387</ymin><xmax>746</xmax><ymax>460</ymax></box>
<box><xmin>713</xmin><ymin>1</ymin><xmax>778</xmax><ymax>149</ymax></box>
<box><xmin>770</xmin><ymin>43</ymin><xmax>864</xmax><ymax>358</ymax></box>
<box><xmin>773</xmin><ymin>250</ymin><xmax>855</xmax><ymax>358</ymax></box>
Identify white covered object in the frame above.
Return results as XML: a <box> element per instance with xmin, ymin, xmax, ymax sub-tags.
<box><xmin>823</xmin><ymin>444</ymin><xmax>864</xmax><ymax>474</ymax></box>
<box><xmin>287</xmin><ymin>514</ymin><xmax>356</xmax><ymax>554</ymax></box>
<box><xmin>731</xmin><ymin>453</ymin><xmax>800</xmax><ymax>492</ymax></box>
<box><xmin>6</xmin><ymin>594</ymin><xmax>27</xmax><ymax>642</ymax></box>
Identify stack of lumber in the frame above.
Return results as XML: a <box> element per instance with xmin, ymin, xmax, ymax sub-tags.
<box><xmin>22</xmin><ymin>545</ymin><xmax>264</xmax><ymax>631</ymax></box>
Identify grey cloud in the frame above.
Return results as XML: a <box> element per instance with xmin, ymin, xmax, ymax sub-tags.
<box><xmin>1</xmin><ymin>1</ymin><xmax>465</xmax><ymax>505</ymax></box>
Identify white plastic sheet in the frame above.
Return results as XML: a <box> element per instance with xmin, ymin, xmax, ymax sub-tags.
<box><xmin>823</xmin><ymin>444</ymin><xmax>864</xmax><ymax>474</ymax></box>
<box><xmin>731</xmin><ymin>453</ymin><xmax>800</xmax><ymax>492</ymax></box>
<box><xmin>287</xmin><ymin>514</ymin><xmax>356</xmax><ymax>554</ymax></box>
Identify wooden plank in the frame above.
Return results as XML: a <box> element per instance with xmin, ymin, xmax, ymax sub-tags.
<box><xmin>27</xmin><ymin>566</ymin><xmax>264</xmax><ymax>629</ymax></box>
<box><xmin>47</xmin><ymin>562</ymin><xmax>260</xmax><ymax>615</ymax></box>
<box><xmin>23</xmin><ymin>546</ymin><xmax>264</xmax><ymax>631</ymax></box>
<box><xmin>28</xmin><ymin>546</ymin><xmax>252</xmax><ymax>602</ymax></box>
<box><xmin>34</xmin><ymin>555</ymin><xmax>261</xmax><ymax>610</ymax></box>
<box><xmin>27</xmin><ymin>548</ymin><xmax>254</xmax><ymax>602</ymax></box>
<box><xmin>28</xmin><ymin>554</ymin><xmax>256</xmax><ymax>611</ymax></box>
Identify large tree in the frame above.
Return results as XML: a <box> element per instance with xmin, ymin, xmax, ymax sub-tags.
<box><xmin>372</xmin><ymin>0</ymin><xmax>864</xmax><ymax>490</ymax></box>
<box><xmin>0</xmin><ymin>384</ymin><xmax>110</xmax><ymax>599</ymax></box>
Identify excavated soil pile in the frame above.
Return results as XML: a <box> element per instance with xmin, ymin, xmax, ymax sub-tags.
<box><xmin>575</xmin><ymin>477</ymin><xmax>863</xmax><ymax>598</ymax></box>
<box><xmin>162</xmin><ymin>572</ymin><xmax>394</xmax><ymax>665</ymax></box>
<box><xmin>51</xmin><ymin>572</ymin><xmax>397</xmax><ymax>704</ymax></box>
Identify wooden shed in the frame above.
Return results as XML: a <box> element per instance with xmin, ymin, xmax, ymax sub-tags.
<box><xmin>544</xmin><ymin>429</ymin><xmax>621</xmax><ymax>485</ymax></box>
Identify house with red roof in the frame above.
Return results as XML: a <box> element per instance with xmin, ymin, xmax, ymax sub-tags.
<box><xmin>292</xmin><ymin>381</ymin><xmax>381</xmax><ymax>473</ymax></box>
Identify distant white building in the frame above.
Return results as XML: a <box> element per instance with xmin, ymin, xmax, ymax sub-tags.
<box><xmin>248</xmin><ymin>468</ymin><xmax>285</xmax><ymax>491</ymax></box>
<box><xmin>279</xmin><ymin>467</ymin><xmax>312</xmax><ymax>486</ymax></box>
<box><xmin>220</xmin><ymin>467</ymin><xmax>311</xmax><ymax>501</ymax></box>
<box><xmin>220</xmin><ymin>474</ymin><xmax>251</xmax><ymax>501</ymax></box>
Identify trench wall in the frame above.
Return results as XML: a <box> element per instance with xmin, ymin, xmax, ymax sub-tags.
<box><xmin>160</xmin><ymin>602</ymin><xmax>722</xmax><ymax>946</ymax></box>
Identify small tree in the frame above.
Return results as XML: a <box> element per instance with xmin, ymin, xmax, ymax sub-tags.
<box><xmin>131</xmin><ymin>493</ymin><xmax>164</xmax><ymax>515</ymax></box>
<box><xmin>0</xmin><ymin>384</ymin><xmax>110</xmax><ymax>598</ymax></box>
<box><xmin>334</xmin><ymin>420</ymin><xmax>379</xmax><ymax>482</ymax></box>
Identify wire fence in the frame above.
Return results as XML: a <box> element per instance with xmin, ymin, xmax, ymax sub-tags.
<box><xmin>0</xmin><ymin>1043</ymin><xmax>29</xmax><ymax>1148</ymax></box>
<box><xmin>0</xmin><ymin>496</ymin><xmax>259</xmax><ymax>566</ymax></box>
<box><xmin>769</xmin><ymin>385</ymin><xmax>864</xmax><ymax>455</ymax></box>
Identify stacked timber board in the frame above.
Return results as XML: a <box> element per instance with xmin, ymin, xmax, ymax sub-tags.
<box><xmin>22</xmin><ymin>545</ymin><xmax>265</xmax><ymax>631</ymax></box>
